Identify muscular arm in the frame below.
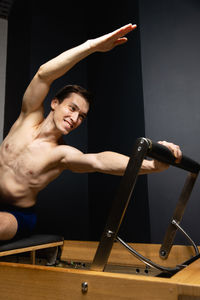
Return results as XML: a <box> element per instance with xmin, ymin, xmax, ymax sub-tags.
<box><xmin>62</xmin><ymin>148</ymin><xmax>130</xmax><ymax>175</ymax></box>
<box><xmin>21</xmin><ymin>24</ymin><xmax>136</xmax><ymax>117</ymax></box>
<box><xmin>60</xmin><ymin>142</ymin><xmax>182</xmax><ymax>176</ymax></box>
<box><xmin>21</xmin><ymin>41</ymin><xmax>93</xmax><ymax>117</ymax></box>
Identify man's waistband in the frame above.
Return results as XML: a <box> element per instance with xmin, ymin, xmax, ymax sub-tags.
<box><xmin>0</xmin><ymin>203</ymin><xmax>36</xmax><ymax>213</ymax></box>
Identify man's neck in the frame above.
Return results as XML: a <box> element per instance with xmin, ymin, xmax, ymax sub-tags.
<box><xmin>36</xmin><ymin>111</ymin><xmax>63</xmax><ymax>144</ymax></box>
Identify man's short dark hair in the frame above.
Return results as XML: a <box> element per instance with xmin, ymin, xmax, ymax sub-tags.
<box><xmin>54</xmin><ymin>84</ymin><xmax>93</xmax><ymax>106</ymax></box>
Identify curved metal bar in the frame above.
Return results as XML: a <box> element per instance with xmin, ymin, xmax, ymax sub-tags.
<box><xmin>171</xmin><ymin>219</ymin><xmax>199</xmax><ymax>256</ymax></box>
<box><xmin>116</xmin><ymin>236</ymin><xmax>183</xmax><ymax>274</ymax></box>
<box><xmin>159</xmin><ymin>172</ymin><xmax>198</xmax><ymax>259</ymax></box>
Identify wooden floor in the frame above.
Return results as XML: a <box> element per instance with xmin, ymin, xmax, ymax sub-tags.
<box><xmin>0</xmin><ymin>241</ymin><xmax>200</xmax><ymax>300</ymax></box>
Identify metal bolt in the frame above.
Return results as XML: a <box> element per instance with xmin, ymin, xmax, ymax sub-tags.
<box><xmin>160</xmin><ymin>250</ymin><xmax>166</xmax><ymax>257</ymax></box>
<box><xmin>137</xmin><ymin>146</ymin><xmax>142</xmax><ymax>151</ymax></box>
<box><xmin>81</xmin><ymin>282</ymin><xmax>88</xmax><ymax>293</ymax></box>
<box><xmin>171</xmin><ymin>219</ymin><xmax>178</xmax><ymax>226</ymax></box>
<box><xmin>106</xmin><ymin>230</ymin><xmax>114</xmax><ymax>238</ymax></box>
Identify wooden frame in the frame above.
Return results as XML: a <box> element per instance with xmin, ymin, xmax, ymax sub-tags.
<box><xmin>0</xmin><ymin>241</ymin><xmax>200</xmax><ymax>299</ymax></box>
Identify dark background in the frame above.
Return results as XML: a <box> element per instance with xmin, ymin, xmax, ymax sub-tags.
<box><xmin>3</xmin><ymin>0</ymin><xmax>200</xmax><ymax>245</ymax></box>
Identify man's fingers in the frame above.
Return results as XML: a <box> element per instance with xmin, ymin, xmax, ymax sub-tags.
<box><xmin>114</xmin><ymin>24</ymin><xmax>137</xmax><ymax>39</ymax></box>
<box><xmin>108</xmin><ymin>24</ymin><xmax>136</xmax><ymax>48</ymax></box>
<box><xmin>174</xmin><ymin>146</ymin><xmax>182</xmax><ymax>163</ymax></box>
<box><xmin>114</xmin><ymin>37</ymin><xmax>128</xmax><ymax>46</ymax></box>
<box><xmin>106</xmin><ymin>23</ymin><xmax>137</xmax><ymax>41</ymax></box>
<box><xmin>158</xmin><ymin>141</ymin><xmax>182</xmax><ymax>163</ymax></box>
<box><xmin>92</xmin><ymin>23</ymin><xmax>137</xmax><ymax>52</ymax></box>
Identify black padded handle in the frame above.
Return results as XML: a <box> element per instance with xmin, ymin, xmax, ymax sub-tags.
<box><xmin>146</xmin><ymin>139</ymin><xmax>200</xmax><ymax>174</ymax></box>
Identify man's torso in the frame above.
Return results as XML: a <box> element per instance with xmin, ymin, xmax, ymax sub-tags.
<box><xmin>0</xmin><ymin>118</ymin><xmax>65</xmax><ymax>207</ymax></box>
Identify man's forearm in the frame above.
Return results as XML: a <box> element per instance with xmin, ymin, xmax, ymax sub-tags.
<box><xmin>94</xmin><ymin>152</ymin><xmax>168</xmax><ymax>176</ymax></box>
<box><xmin>38</xmin><ymin>41</ymin><xmax>94</xmax><ymax>82</ymax></box>
<box><xmin>140</xmin><ymin>159</ymin><xmax>167</xmax><ymax>174</ymax></box>
<box><xmin>37</xmin><ymin>24</ymin><xmax>136</xmax><ymax>83</ymax></box>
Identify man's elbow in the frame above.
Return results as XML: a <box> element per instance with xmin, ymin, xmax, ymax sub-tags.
<box><xmin>37</xmin><ymin>65</ymin><xmax>53</xmax><ymax>83</ymax></box>
<box><xmin>37</xmin><ymin>65</ymin><xmax>46</xmax><ymax>79</ymax></box>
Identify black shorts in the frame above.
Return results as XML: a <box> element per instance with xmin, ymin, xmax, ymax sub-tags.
<box><xmin>0</xmin><ymin>204</ymin><xmax>37</xmax><ymax>240</ymax></box>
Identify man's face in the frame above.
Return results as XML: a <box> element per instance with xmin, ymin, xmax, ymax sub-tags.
<box><xmin>51</xmin><ymin>93</ymin><xmax>89</xmax><ymax>135</ymax></box>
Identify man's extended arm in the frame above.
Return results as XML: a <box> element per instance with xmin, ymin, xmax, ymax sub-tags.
<box><xmin>21</xmin><ymin>24</ymin><xmax>136</xmax><ymax>116</ymax></box>
<box><xmin>60</xmin><ymin>141</ymin><xmax>182</xmax><ymax>176</ymax></box>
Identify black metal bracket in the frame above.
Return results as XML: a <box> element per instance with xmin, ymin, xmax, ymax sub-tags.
<box><xmin>90</xmin><ymin>137</ymin><xmax>200</xmax><ymax>275</ymax></box>
<box><xmin>159</xmin><ymin>171</ymin><xmax>199</xmax><ymax>259</ymax></box>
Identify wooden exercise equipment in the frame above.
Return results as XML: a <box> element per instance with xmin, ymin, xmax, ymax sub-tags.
<box><xmin>0</xmin><ymin>137</ymin><xmax>200</xmax><ymax>300</ymax></box>
<box><xmin>0</xmin><ymin>234</ymin><xmax>64</xmax><ymax>265</ymax></box>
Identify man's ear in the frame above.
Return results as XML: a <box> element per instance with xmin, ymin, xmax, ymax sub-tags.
<box><xmin>51</xmin><ymin>98</ymin><xmax>59</xmax><ymax>110</ymax></box>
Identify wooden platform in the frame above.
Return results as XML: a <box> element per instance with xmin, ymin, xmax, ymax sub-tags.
<box><xmin>0</xmin><ymin>241</ymin><xmax>200</xmax><ymax>299</ymax></box>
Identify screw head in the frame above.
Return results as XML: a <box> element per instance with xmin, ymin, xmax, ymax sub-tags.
<box><xmin>160</xmin><ymin>250</ymin><xmax>166</xmax><ymax>257</ymax></box>
<box><xmin>106</xmin><ymin>230</ymin><xmax>114</xmax><ymax>238</ymax></box>
<box><xmin>81</xmin><ymin>282</ymin><xmax>88</xmax><ymax>293</ymax></box>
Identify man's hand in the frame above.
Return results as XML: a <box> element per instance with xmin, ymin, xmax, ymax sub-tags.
<box><xmin>152</xmin><ymin>141</ymin><xmax>182</xmax><ymax>172</ymax></box>
<box><xmin>88</xmin><ymin>23</ymin><xmax>137</xmax><ymax>52</ymax></box>
<box><xmin>158</xmin><ymin>141</ymin><xmax>182</xmax><ymax>163</ymax></box>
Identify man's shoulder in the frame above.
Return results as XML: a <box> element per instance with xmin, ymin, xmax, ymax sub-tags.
<box><xmin>57</xmin><ymin>143</ymin><xmax>84</xmax><ymax>168</ymax></box>
<box><xmin>57</xmin><ymin>143</ymin><xmax>83</xmax><ymax>161</ymax></box>
<box><xmin>8</xmin><ymin>109</ymin><xmax>44</xmax><ymax>133</ymax></box>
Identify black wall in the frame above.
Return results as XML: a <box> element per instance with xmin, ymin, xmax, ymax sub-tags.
<box><xmin>5</xmin><ymin>0</ymin><xmax>150</xmax><ymax>242</ymax></box>
<box><xmin>86</xmin><ymin>1</ymin><xmax>150</xmax><ymax>242</ymax></box>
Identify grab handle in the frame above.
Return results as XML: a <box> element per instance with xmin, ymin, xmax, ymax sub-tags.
<box><xmin>146</xmin><ymin>139</ymin><xmax>200</xmax><ymax>174</ymax></box>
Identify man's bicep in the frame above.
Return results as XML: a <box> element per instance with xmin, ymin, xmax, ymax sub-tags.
<box><xmin>61</xmin><ymin>147</ymin><xmax>97</xmax><ymax>173</ymax></box>
<box><xmin>22</xmin><ymin>72</ymin><xmax>51</xmax><ymax>114</ymax></box>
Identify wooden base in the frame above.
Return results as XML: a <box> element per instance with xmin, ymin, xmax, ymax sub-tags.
<box><xmin>0</xmin><ymin>241</ymin><xmax>200</xmax><ymax>299</ymax></box>
<box><xmin>61</xmin><ymin>240</ymin><xmax>198</xmax><ymax>268</ymax></box>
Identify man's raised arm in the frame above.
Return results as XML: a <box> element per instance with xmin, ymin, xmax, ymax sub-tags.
<box><xmin>21</xmin><ymin>24</ymin><xmax>137</xmax><ymax>116</ymax></box>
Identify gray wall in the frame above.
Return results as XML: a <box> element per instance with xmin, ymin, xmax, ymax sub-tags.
<box><xmin>139</xmin><ymin>0</ymin><xmax>200</xmax><ymax>243</ymax></box>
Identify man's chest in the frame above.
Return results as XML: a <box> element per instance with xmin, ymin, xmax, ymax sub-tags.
<box><xmin>0</xmin><ymin>137</ymin><xmax>62</xmax><ymax>179</ymax></box>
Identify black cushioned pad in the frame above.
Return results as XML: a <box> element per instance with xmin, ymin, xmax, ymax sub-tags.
<box><xmin>0</xmin><ymin>234</ymin><xmax>64</xmax><ymax>252</ymax></box>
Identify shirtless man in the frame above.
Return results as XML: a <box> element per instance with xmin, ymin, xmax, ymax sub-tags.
<box><xmin>0</xmin><ymin>23</ymin><xmax>182</xmax><ymax>241</ymax></box>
